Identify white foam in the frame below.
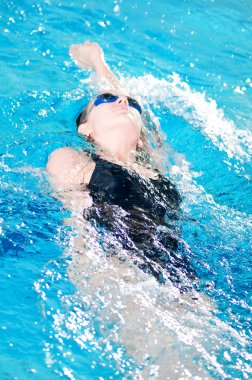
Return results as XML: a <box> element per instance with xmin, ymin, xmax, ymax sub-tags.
<box><xmin>35</xmin><ymin>238</ymin><xmax>250</xmax><ymax>379</ymax></box>
<box><xmin>120</xmin><ymin>73</ymin><xmax>252</xmax><ymax>163</ymax></box>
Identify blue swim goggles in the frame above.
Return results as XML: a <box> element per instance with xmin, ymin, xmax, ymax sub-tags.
<box><xmin>94</xmin><ymin>93</ymin><xmax>142</xmax><ymax>115</ymax></box>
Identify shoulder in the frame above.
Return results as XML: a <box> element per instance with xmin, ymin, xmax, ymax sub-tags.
<box><xmin>46</xmin><ymin>147</ymin><xmax>95</xmax><ymax>189</ymax></box>
<box><xmin>46</xmin><ymin>147</ymin><xmax>91</xmax><ymax>172</ymax></box>
<box><xmin>47</xmin><ymin>146</ymin><xmax>89</xmax><ymax>162</ymax></box>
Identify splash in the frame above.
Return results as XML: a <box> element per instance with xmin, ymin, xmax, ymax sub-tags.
<box><xmin>34</xmin><ymin>226</ymin><xmax>251</xmax><ymax>379</ymax></box>
<box><xmin>120</xmin><ymin>73</ymin><xmax>252</xmax><ymax>163</ymax></box>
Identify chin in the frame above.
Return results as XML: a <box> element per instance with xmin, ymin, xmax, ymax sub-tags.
<box><xmin>117</xmin><ymin>113</ymin><xmax>139</xmax><ymax>127</ymax></box>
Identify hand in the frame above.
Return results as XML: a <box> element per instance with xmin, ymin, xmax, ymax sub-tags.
<box><xmin>69</xmin><ymin>41</ymin><xmax>105</xmax><ymax>70</ymax></box>
<box><xmin>70</xmin><ymin>40</ymin><xmax>122</xmax><ymax>91</ymax></box>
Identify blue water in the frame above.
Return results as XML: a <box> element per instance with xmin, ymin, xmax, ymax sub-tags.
<box><xmin>0</xmin><ymin>0</ymin><xmax>251</xmax><ymax>379</ymax></box>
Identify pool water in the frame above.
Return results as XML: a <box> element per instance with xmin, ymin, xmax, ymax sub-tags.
<box><xmin>0</xmin><ymin>0</ymin><xmax>251</xmax><ymax>379</ymax></box>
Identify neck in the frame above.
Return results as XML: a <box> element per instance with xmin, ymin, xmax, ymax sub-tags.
<box><xmin>94</xmin><ymin>134</ymin><xmax>138</xmax><ymax>165</ymax></box>
<box><xmin>95</xmin><ymin>144</ymin><xmax>137</xmax><ymax>165</ymax></box>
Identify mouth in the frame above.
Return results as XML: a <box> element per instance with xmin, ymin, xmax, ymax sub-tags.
<box><xmin>114</xmin><ymin>105</ymin><xmax>138</xmax><ymax>121</ymax></box>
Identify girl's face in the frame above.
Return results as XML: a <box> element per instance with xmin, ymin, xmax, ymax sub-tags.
<box><xmin>78</xmin><ymin>92</ymin><xmax>143</xmax><ymax>151</ymax></box>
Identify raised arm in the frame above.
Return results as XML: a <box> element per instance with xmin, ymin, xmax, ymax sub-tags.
<box><xmin>69</xmin><ymin>41</ymin><xmax>123</xmax><ymax>91</ymax></box>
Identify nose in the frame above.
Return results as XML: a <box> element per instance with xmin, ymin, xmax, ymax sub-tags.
<box><xmin>116</xmin><ymin>96</ymin><xmax>129</xmax><ymax>106</ymax></box>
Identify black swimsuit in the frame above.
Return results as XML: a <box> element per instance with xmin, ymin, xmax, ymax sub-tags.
<box><xmin>85</xmin><ymin>154</ymin><xmax>196</xmax><ymax>290</ymax></box>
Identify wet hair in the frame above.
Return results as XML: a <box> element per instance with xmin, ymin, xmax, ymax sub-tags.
<box><xmin>76</xmin><ymin>104</ymin><xmax>89</xmax><ymax>128</ymax></box>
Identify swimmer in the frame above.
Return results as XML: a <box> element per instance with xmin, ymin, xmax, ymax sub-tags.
<box><xmin>46</xmin><ymin>41</ymin><xmax>196</xmax><ymax>291</ymax></box>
